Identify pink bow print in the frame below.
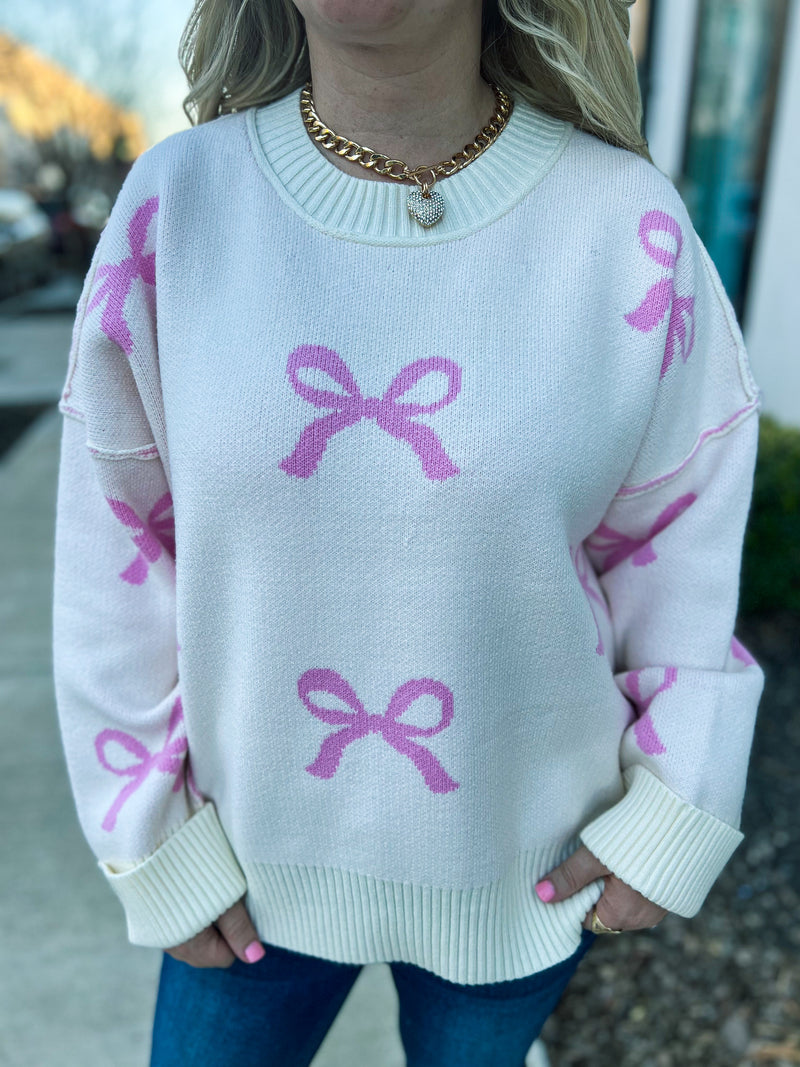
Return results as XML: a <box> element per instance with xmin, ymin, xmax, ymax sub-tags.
<box><xmin>624</xmin><ymin>210</ymin><xmax>696</xmax><ymax>378</ymax></box>
<box><xmin>572</xmin><ymin>544</ymin><xmax>609</xmax><ymax>656</ymax></box>
<box><xmin>95</xmin><ymin>696</ymin><xmax>202</xmax><ymax>832</ymax></box>
<box><xmin>105</xmin><ymin>491</ymin><xmax>175</xmax><ymax>585</ymax></box>
<box><xmin>585</xmin><ymin>493</ymin><xmax>697</xmax><ymax>573</ymax></box>
<box><xmin>620</xmin><ymin>666</ymin><xmax>677</xmax><ymax>756</ymax></box>
<box><xmin>279</xmin><ymin>345</ymin><xmax>462</xmax><ymax>479</ymax></box>
<box><xmin>298</xmin><ymin>668</ymin><xmax>459</xmax><ymax>793</ymax></box>
<box><xmin>87</xmin><ymin>196</ymin><xmax>158</xmax><ymax>356</ymax></box>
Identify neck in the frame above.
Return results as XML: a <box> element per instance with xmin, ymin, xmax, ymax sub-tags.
<box><xmin>299</xmin><ymin>5</ymin><xmax>496</xmax><ymax>182</ymax></box>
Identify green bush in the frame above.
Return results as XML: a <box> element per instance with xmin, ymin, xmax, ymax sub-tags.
<box><xmin>740</xmin><ymin>414</ymin><xmax>800</xmax><ymax>615</ymax></box>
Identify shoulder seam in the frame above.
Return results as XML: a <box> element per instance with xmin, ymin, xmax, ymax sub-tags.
<box><xmin>693</xmin><ymin>236</ymin><xmax>760</xmax><ymax>405</ymax></box>
<box><xmin>60</xmin><ymin>252</ymin><xmax>104</xmax><ymax>410</ymax></box>
<box><xmin>58</xmin><ymin>402</ymin><xmax>86</xmax><ymax>423</ymax></box>
<box><xmin>614</xmin><ymin>400</ymin><xmax>761</xmax><ymax>499</ymax></box>
<box><xmin>87</xmin><ymin>442</ymin><xmax>161</xmax><ymax>461</ymax></box>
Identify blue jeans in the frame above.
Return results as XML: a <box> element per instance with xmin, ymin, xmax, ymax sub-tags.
<box><xmin>150</xmin><ymin>929</ymin><xmax>596</xmax><ymax>1066</ymax></box>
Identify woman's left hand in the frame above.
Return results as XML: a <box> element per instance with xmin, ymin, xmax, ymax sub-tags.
<box><xmin>535</xmin><ymin>845</ymin><xmax>669</xmax><ymax>932</ymax></box>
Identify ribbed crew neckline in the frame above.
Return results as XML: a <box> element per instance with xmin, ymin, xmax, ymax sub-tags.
<box><xmin>246</xmin><ymin>85</ymin><xmax>574</xmax><ymax>246</ymax></box>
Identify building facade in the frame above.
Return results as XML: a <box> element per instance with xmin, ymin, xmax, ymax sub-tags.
<box><xmin>635</xmin><ymin>0</ymin><xmax>798</xmax><ymax>427</ymax></box>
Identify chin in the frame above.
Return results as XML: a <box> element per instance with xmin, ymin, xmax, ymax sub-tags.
<box><xmin>298</xmin><ymin>0</ymin><xmax>418</xmax><ymax>33</ymax></box>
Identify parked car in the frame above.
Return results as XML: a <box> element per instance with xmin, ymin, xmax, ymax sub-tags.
<box><xmin>67</xmin><ymin>185</ymin><xmax>111</xmax><ymax>270</ymax></box>
<box><xmin>0</xmin><ymin>188</ymin><xmax>54</xmax><ymax>299</ymax></box>
<box><xmin>38</xmin><ymin>185</ymin><xmax>111</xmax><ymax>275</ymax></box>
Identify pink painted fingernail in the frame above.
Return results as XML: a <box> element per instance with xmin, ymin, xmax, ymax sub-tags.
<box><xmin>245</xmin><ymin>940</ymin><xmax>265</xmax><ymax>963</ymax></box>
<box><xmin>535</xmin><ymin>879</ymin><xmax>556</xmax><ymax>903</ymax></box>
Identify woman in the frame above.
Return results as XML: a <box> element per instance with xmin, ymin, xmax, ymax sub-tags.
<box><xmin>52</xmin><ymin>1</ymin><xmax>765</xmax><ymax>1064</ymax></box>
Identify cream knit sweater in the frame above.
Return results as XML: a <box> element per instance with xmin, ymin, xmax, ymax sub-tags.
<box><xmin>52</xmin><ymin>86</ymin><xmax>764</xmax><ymax>984</ymax></box>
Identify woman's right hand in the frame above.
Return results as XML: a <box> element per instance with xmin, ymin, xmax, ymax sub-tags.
<box><xmin>164</xmin><ymin>895</ymin><xmax>266</xmax><ymax>968</ymax></box>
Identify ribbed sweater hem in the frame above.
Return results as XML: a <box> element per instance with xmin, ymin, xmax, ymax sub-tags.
<box><xmin>96</xmin><ymin>765</ymin><xmax>746</xmax><ymax>980</ymax></box>
<box><xmin>238</xmin><ymin>842</ymin><xmax>605</xmax><ymax>985</ymax></box>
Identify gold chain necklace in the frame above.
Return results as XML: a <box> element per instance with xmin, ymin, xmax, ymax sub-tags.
<box><xmin>299</xmin><ymin>81</ymin><xmax>514</xmax><ymax>228</ymax></box>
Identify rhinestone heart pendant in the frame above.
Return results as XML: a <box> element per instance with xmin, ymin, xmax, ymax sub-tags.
<box><xmin>407</xmin><ymin>188</ymin><xmax>445</xmax><ymax>228</ymax></box>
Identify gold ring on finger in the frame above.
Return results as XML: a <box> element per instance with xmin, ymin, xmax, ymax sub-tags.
<box><xmin>591</xmin><ymin>907</ymin><xmax>623</xmax><ymax>934</ymax></box>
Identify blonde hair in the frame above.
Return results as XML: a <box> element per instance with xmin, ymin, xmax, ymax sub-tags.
<box><xmin>179</xmin><ymin>0</ymin><xmax>653</xmax><ymax>165</ymax></box>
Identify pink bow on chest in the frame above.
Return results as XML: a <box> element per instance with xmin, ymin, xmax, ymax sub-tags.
<box><xmin>298</xmin><ymin>667</ymin><xmax>460</xmax><ymax>794</ymax></box>
<box><xmin>279</xmin><ymin>345</ymin><xmax>462</xmax><ymax>480</ymax></box>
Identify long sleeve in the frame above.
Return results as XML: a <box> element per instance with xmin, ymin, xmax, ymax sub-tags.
<box><xmin>52</xmin><ymin>155</ymin><xmax>246</xmax><ymax>948</ymax></box>
<box><xmin>577</xmin><ymin>209</ymin><xmax>765</xmax><ymax>918</ymax></box>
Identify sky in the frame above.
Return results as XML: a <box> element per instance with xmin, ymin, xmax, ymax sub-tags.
<box><xmin>0</xmin><ymin>0</ymin><xmax>195</xmax><ymax>146</ymax></box>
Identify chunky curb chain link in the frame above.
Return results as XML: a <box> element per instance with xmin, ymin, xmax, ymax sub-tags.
<box><xmin>299</xmin><ymin>81</ymin><xmax>513</xmax><ymax>194</ymax></box>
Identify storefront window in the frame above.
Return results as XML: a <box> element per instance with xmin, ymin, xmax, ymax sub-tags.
<box><xmin>679</xmin><ymin>0</ymin><xmax>789</xmax><ymax>319</ymax></box>
<box><xmin>630</xmin><ymin>0</ymin><xmax>656</xmax><ymax>129</ymax></box>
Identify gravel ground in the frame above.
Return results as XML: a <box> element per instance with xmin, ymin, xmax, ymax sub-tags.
<box><xmin>540</xmin><ymin>610</ymin><xmax>800</xmax><ymax>1067</ymax></box>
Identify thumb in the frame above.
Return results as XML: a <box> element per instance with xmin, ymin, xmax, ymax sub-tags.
<box><xmin>215</xmin><ymin>896</ymin><xmax>265</xmax><ymax>964</ymax></box>
<box><xmin>535</xmin><ymin>845</ymin><xmax>611</xmax><ymax>903</ymax></box>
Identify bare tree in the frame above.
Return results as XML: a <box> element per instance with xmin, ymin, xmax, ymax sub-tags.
<box><xmin>1</xmin><ymin>0</ymin><xmax>151</xmax><ymax>114</ymax></box>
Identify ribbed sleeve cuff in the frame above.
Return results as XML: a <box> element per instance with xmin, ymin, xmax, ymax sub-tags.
<box><xmin>578</xmin><ymin>764</ymin><xmax>743</xmax><ymax>917</ymax></box>
<box><xmin>98</xmin><ymin>802</ymin><xmax>248</xmax><ymax>948</ymax></box>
